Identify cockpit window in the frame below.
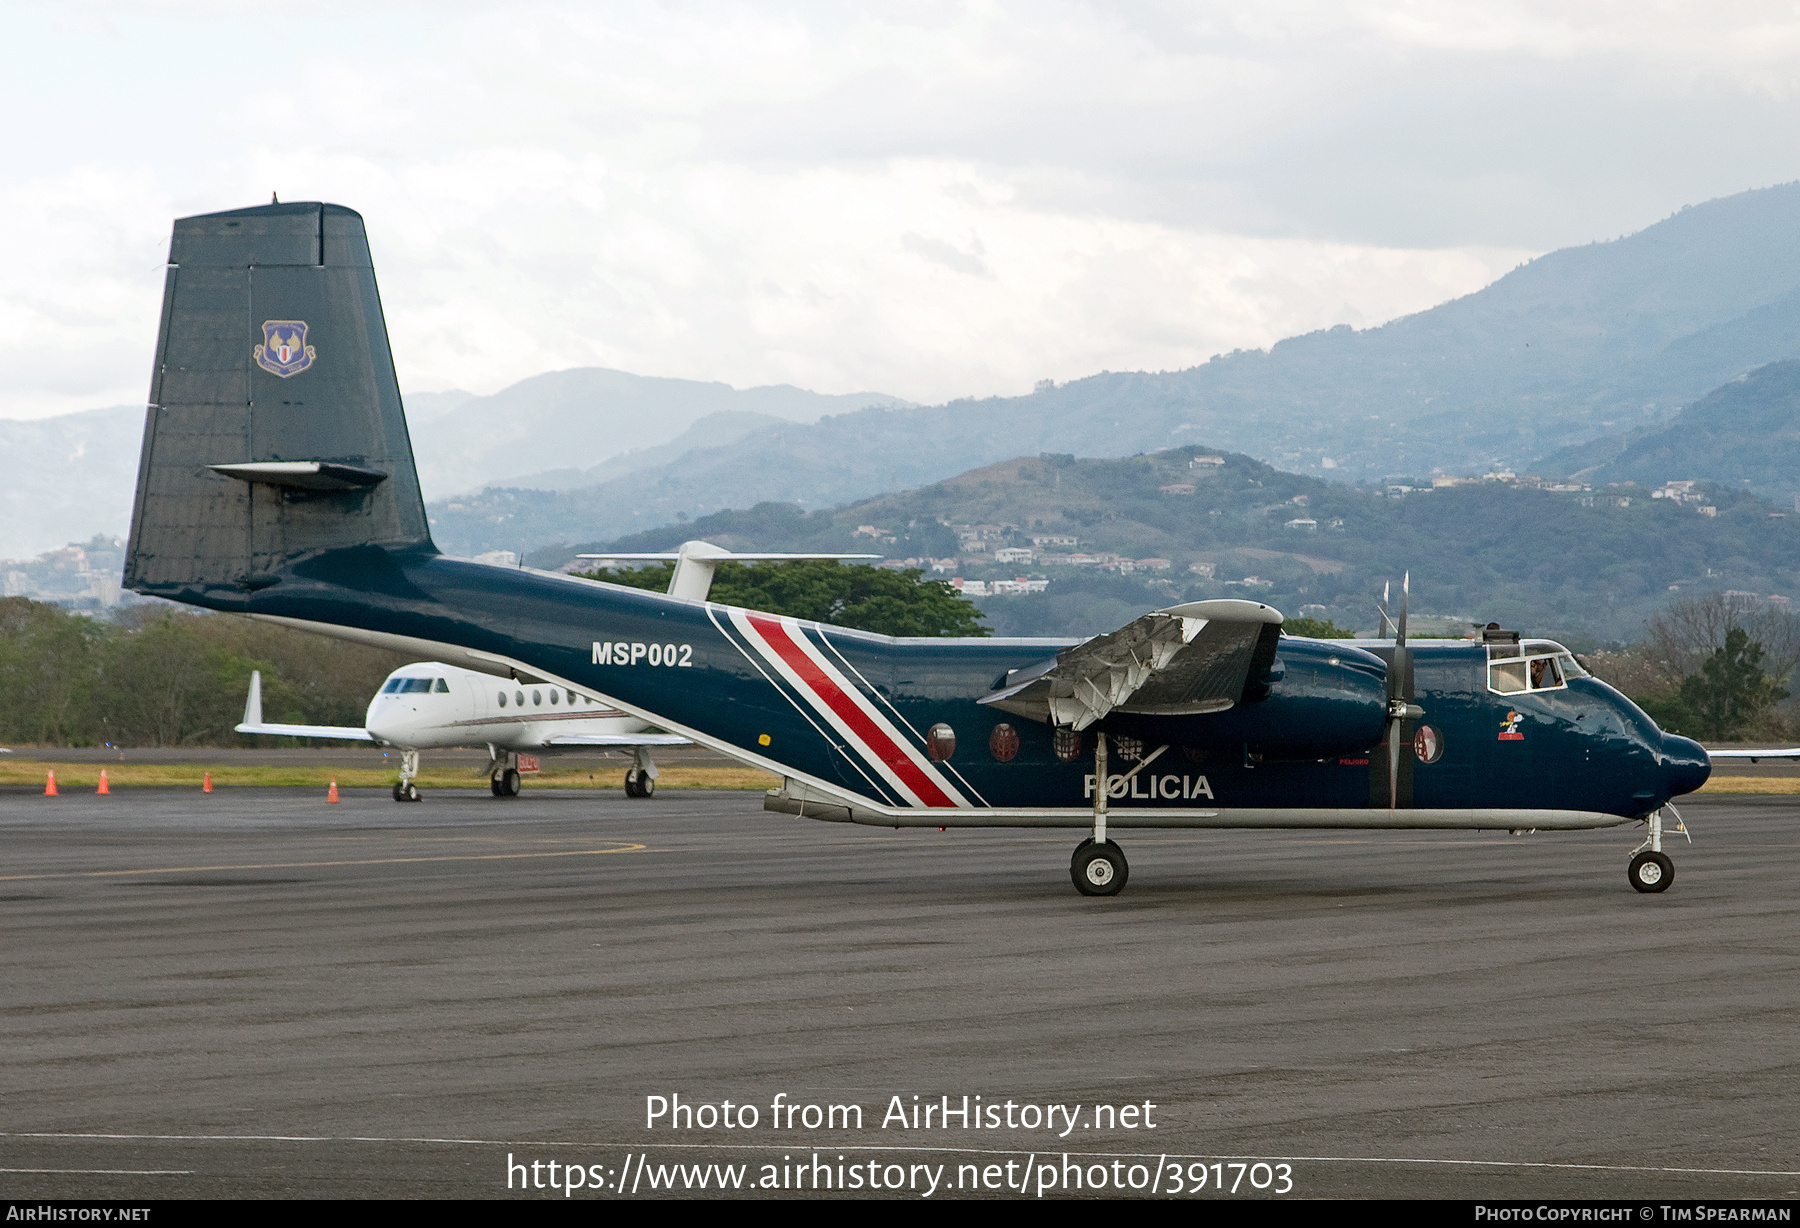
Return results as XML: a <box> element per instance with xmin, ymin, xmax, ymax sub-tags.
<box><xmin>434</xmin><ymin>678</ymin><xmax>450</xmax><ymax>693</ymax></box>
<box><xmin>1488</xmin><ymin>639</ymin><xmax>1583</xmax><ymax>694</ymax></box>
<box><xmin>398</xmin><ymin>677</ymin><xmax>433</xmax><ymax>693</ymax></box>
<box><xmin>381</xmin><ymin>678</ymin><xmax>405</xmax><ymax>693</ymax></box>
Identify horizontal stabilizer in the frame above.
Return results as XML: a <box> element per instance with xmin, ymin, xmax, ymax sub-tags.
<box><xmin>579</xmin><ymin>539</ymin><xmax>880</xmax><ymax>601</ymax></box>
<box><xmin>236</xmin><ymin>721</ymin><xmax>377</xmax><ymax>741</ymax></box>
<box><xmin>980</xmin><ymin>598</ymin><xmax>1284</xmax><ymax>729</ymax></box>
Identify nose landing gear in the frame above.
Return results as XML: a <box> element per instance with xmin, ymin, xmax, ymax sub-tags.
<box><xmin>390</xmin><ymin>750</ymin><xmax>422</xmax><ymax>802</ymax></box>
<box><xmin>1628</xmin><ymin>804</ymin><xmax>1689</xmax><ymax>893</ymax></box>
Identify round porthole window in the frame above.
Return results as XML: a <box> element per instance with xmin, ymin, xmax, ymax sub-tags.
<box><xmin>1413</xmin><ymin>724</ymin><xmax>1444</xmax><ymax>764</ymax></box>
<box><xmin>926</xmin><ymin>723</ymin><xmax>956</xmax><ymax>761</ymax></box>
<box><xmin>989</xmin><ymin>723</ymin><xmax>1020</xmax><ymax>762</ymax></box>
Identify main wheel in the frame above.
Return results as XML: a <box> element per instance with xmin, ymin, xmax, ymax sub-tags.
<box><xmin>497</xmin><ymin>768</ymin><xmax>521</xmax><ymax>797</ymax></box>
<box><xmin>1071</xmin><ymin>841</ymin><xmax>1128</xmax><ymax>896</ymax></box>
<box><xmin>392</xmin><ymin>780</ymin><xmax>407</xmax><ymax>802</ymax></box>
<box><xmin>1629</xmin><ymin>850</ymin><xmax>1673</xmax><ymax>893</ymax></box>
<box><xmin>623</xmin><ymin>770</ymin><xmax>641</xmax><ymax>798</ymax></box>
<box><xmin>489</xmin><ymin>774</ymin><xmax>504</xmax><ymax>797</ymax></box>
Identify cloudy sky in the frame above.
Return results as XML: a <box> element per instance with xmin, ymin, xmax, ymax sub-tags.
<box><xmin>6</xmin><ymin>0</ymin><xmax>1800</xmax><ymax>419</ymax></box>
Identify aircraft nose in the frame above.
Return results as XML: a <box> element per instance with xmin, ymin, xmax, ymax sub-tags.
<box><xmin>1663</xmin><ymin>733</ymin><xmax>1711</xmax><ymax>798</ymax></box>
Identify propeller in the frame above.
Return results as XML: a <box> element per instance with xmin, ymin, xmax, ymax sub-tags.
<box><xmin>1382</xmin><ymin>572</ymin><xmax>1426</xmax><ymax>809</ymax></box>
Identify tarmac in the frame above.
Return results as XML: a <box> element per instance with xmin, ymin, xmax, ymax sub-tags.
<box><xmin>1</xmin><ymin>785</ymin><xmax>1796</xmax><ymax>1200</ymax></box>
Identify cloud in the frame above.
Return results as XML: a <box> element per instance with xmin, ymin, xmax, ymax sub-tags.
<box><xmin>1</xmin><ymin>1</ymin><xmax>1795</xmax><ymax>417</ymax></box>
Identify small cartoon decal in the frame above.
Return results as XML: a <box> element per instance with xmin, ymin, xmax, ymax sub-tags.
<box><xmin>1498</xmin><ymin>710</ymin><xmax>1524</xmax><ymax>741</ymax></box>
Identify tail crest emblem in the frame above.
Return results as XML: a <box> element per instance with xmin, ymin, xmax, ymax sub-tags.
<box><xmin>254</xmin><ymin>319</ymin><xmax>316</xmax><ymax>377</ymax></box>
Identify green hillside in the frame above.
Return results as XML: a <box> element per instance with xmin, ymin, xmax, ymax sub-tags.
<box><xmin>435</xmin><ymin>183</ymin><xmax>1800</xmax><ymax>556</ymax></box>
<box><xmin>535</xmin><ymin>445</ymin><xmax>1800</xmax><ymax>642</ymax></box>
<box><xmin>1536</xmin><ymin>359</ymin><xmax>1800</xmax><ymax>502</ymax></box>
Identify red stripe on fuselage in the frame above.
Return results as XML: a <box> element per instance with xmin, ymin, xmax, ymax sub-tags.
<box><xmin>745</xmin><ymin>612</ymin><xmax>955</xmax><ymax>807</ymax></box>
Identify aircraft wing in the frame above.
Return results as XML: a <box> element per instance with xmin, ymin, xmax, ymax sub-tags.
<box><xmin>979</xmin><ymin>599</ymin><xmax>1283</xmax><ymax>730</ymax></box>
<box><xmin>543</xmin><ymin>733</ymin><xmax>692</xmax><ymax>748</ymax></box>
<box><xmin>1707</xmin><ymin>747</ymin><xmax>1800</xmax><ymax>760</ymax></box>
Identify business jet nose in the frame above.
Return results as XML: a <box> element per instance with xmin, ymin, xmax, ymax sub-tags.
<box><xmin>1662</xmin><ymin>733</ymin><xmax>1711</xmax><ymax>798</ymax></box>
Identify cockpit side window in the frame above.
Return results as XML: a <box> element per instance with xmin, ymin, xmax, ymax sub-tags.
<box><xmin>434</xmin><ymin>678</ymin><xmax>450</xmax><ymax>693</ymax></box>
<box><xmin>1489</xmin><ymin>640</ymin><xmax>1576</xmax><ymax>695</ymax></box>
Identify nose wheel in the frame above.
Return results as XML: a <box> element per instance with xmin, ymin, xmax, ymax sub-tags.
<box><xmin>1629</xmin><ymin>850</ymin><xmax>1673</xmax><ymax>893</ymax></box>
<box><xmin>1627</xmin><ymin>805</ymin><xmax>1688</xmax><ymax>893</ymax></box>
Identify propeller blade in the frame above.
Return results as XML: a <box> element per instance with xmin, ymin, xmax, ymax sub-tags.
<box><xmin>1388</xmin><ymin>719</ymin><xmax>1402</xmax><ymax>811</ymax></box>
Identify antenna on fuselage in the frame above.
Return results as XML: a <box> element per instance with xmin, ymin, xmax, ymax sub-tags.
<box><xmin>576</xmin><ymin>539</ymin><xmax>881</xmax><ymax>602</ymax></box>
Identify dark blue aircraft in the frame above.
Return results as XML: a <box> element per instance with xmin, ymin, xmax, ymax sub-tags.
<box><xmin>122</xmin><ymin>201</ymin><xmax>1711</xmax><ymax>897</ymax></box>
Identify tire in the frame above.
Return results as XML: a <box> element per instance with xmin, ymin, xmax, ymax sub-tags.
<box><xmin>404</xmin><ymin>783</ymin><xmax>422</xmax><ymax>802</ymax></box>
<box><xmin>1071</xmin><ymin>841</ymin><xmax>1128</xmax><ymax>897</ymax></box>
<box><xmin>1629</xmin><ymin>850</ymin><xmax>1673</xmax><ymax>893</ymax></box>
<box><xmin>623</xmin><ymin>770</ymin><xmax>641</xmax><ymax>798</ymax></box>
<box><xmin>498</xmin><ymin>768</ymin><xmax>521</xmax><ymax>797</ymax></box>
<box><xmin>392</xmin><ymin>781</ymin><xmax>407</xmax><ymax>802</ymax></box>
<box><xmin>638</xmin><ymin>772</ymin><xmax>655</xmax><ymax>799</ymax></box>
<box><xmin>489</xmin><ymin>774</ymin><xmax>504</xmax><ymax>797</ymax></box>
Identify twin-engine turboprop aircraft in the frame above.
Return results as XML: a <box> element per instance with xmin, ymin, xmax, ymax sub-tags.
<box><xmin>123</xmin><ymin>201</ymin><xmax>1712</xmax><ymax>896</ymax></box>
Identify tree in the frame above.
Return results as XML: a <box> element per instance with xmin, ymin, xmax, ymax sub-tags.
<box><xmin>577</xmin><ymin>560</ymin><xmax>989</xmax><ymax>637</ymax></box>
<box><xmin>1676</xmin><ymin>627</ymin><xmax>1788</xmax><ymax>740</ymax></box>
<box><xmin>1283</xmin><ymin>616</ymin><xmax>1358</xmax><ymax>639</ymax></box>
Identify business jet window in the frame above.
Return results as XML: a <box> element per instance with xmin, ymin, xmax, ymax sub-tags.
<box><xmin>1487</xmin><ymin>639</ymin><xmax>1584</xmax><ymax>695</ymax></box>
<box><xmin>434</xmin><ymin>678</ymin><xmax>450</xmax><ymax>693</ymax></box>
<box><xmin>515</xmin><ymin>690</ymin><xmax>525</xmax><ymax>706</ymax></box>
<box><xmin>497</xmin><ymin>691</ymin><xmax>507</xmax><ymax>708</ymax></box>
<box><xmin>381</xmin><ymin>678</ymin><xmax>404</xmax><ymax>693</ymax></box>
<box><xmin>532</xmin><ymin>689</ymin><xmax>542</xmax><ymax>705</ymax></box>
<box><xmin>550</xmin><ymin>690</ymin><xmax>559</xmax><ymax>704</ymax></box>
<box><xmin>567</xmin><ymin>690</ymin><xmax>577</xmax><ymax>704</ymax></box>
<box><xmin>398</xmin><ymin>678</ymin><xmax>433</xmax><ymax>693</ymax></box>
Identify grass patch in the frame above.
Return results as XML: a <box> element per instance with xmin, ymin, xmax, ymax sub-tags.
<box><xmin>1</xmin><ymin>762</ymin><xmax>778</xmax><ymax>791</ymax></box>
<box><xmin>1696</xmin><ymin>775</ymin><xmax>1800</xmax><ymax>795</ymax></box>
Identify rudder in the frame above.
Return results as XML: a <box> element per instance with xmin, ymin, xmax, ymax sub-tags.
<box><xmin>125</xmin><ymin>202</ymin><xmax>431</xmax><ymax>604</ymax></box>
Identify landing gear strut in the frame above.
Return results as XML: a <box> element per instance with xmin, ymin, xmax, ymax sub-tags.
<box><xmin>391</xmin><ymin>750</ymin><xmax>422</xmax><ymax>802</ymax></box>
<box><xmin>623</xmin><ymin>746</ymin><xmax>659</xmax><ymax>798</ymax></box>
<box><xmin>1071</xmin><ymin>731</ymin><xmax>1128</xmax><ymax>896</ymax></box>
<box><xmin>1628</xmin><ymin>804</ymin><xmax>1688</xmax><ymax>893</ymax></box>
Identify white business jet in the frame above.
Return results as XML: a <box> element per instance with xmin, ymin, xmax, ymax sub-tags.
<box><xmin>237</xmin><ymin>541</ymin><xmax>874</xmax><ymax>801</ymax></box>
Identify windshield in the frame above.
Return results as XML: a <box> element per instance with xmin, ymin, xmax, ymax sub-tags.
<box><xmin>1487</xmin><ymin>639</ymin><xmax>1586</xmax><ymax>695</ymax></box>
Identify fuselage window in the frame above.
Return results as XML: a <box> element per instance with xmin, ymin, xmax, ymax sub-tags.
<box><xmin>497</xmin><ymin>691</ymin><xmax>507</xmax><ymax>708</ymax></box>
<box><xmin>550</xmin><ymin>690</ymin><xmax>559</xmax><ymax>705</ymax></box>
<box><xmin>567</xmin><ymin>690</ymin><xmax>576</xmax><ymax>705</ymax></box>
<box><xmin>434</xmin><ymin>678</ymin><xmax>450</xmax><ymax>693</ymax></box>
<box><xmin>515</xmin><ymin>690</ymin><xmax>525</xmax><ymax>707</ymax></box>
<box><xmin>532</xmin><ymin>689</ymin><xmax>542</xmax><ymax>706</ymax></box>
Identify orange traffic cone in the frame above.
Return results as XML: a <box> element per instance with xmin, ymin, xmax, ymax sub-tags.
<box><xmin>203</xmin><ymin>771</ymin><xmax>213</xmax><ymax>794</ymax></box>
<box><xmin>327</xmin><ymin>778</ymin><xmax>339</xmax><ymax>804</ymax></box>
<box><xmin>43</xmin><ymin>771</ymin><xmax>57</xmax><ymax>797</ymax></box>
<box><xmin>97</xmin><ymin>770</ymin><xmax>109</xmax><ymax>796</ymax></box>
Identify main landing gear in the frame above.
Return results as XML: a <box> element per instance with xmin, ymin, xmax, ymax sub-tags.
<box><xmin>1628</xmin><ymin>804</ymin><xmax>1689</xmax><ymax>893</ymax></box>
<box><xmin>390</xmin><ymin>750</ymin><xmax>422</xmax><ymax>802</ymax></box>
<box><xmin>623</xmin><ymin>747</ymin><xmax>659</xmax><ymax>799</ymax></box>
<box><xmin>1071</xmin><ymin>731</ymin><xmax>1129</xmax><ymax>896</ymax></box>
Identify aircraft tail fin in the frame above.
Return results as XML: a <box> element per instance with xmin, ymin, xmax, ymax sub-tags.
<box><xmin>125</xmin><ymin>201</ymin><xmax>432</xmax><ymax>605</ymax></box>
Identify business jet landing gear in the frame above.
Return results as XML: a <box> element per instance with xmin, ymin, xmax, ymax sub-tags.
<box><xmin>1071</xmin><ymin>732</ymin><xmax>1129</xmax><ymax>896</ymax></box>
<box><xmin>487</xmin><ymin>749</ymin><xmax>522</xmax><ymax>798</ymax></box>
<box><xmin>1627</xmin><ymin>805</ymin><xmax>1688</xmax><ymax>893</ymax></box>
<box><xmin>623</xmin><ymin>746</ymin><xmax>659</xmax><ymax>799</ymax></box>
<box><xmin>391</xmin><ymin>750</ymin><xmax>422</xmax><ymax>802</ymax></box>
